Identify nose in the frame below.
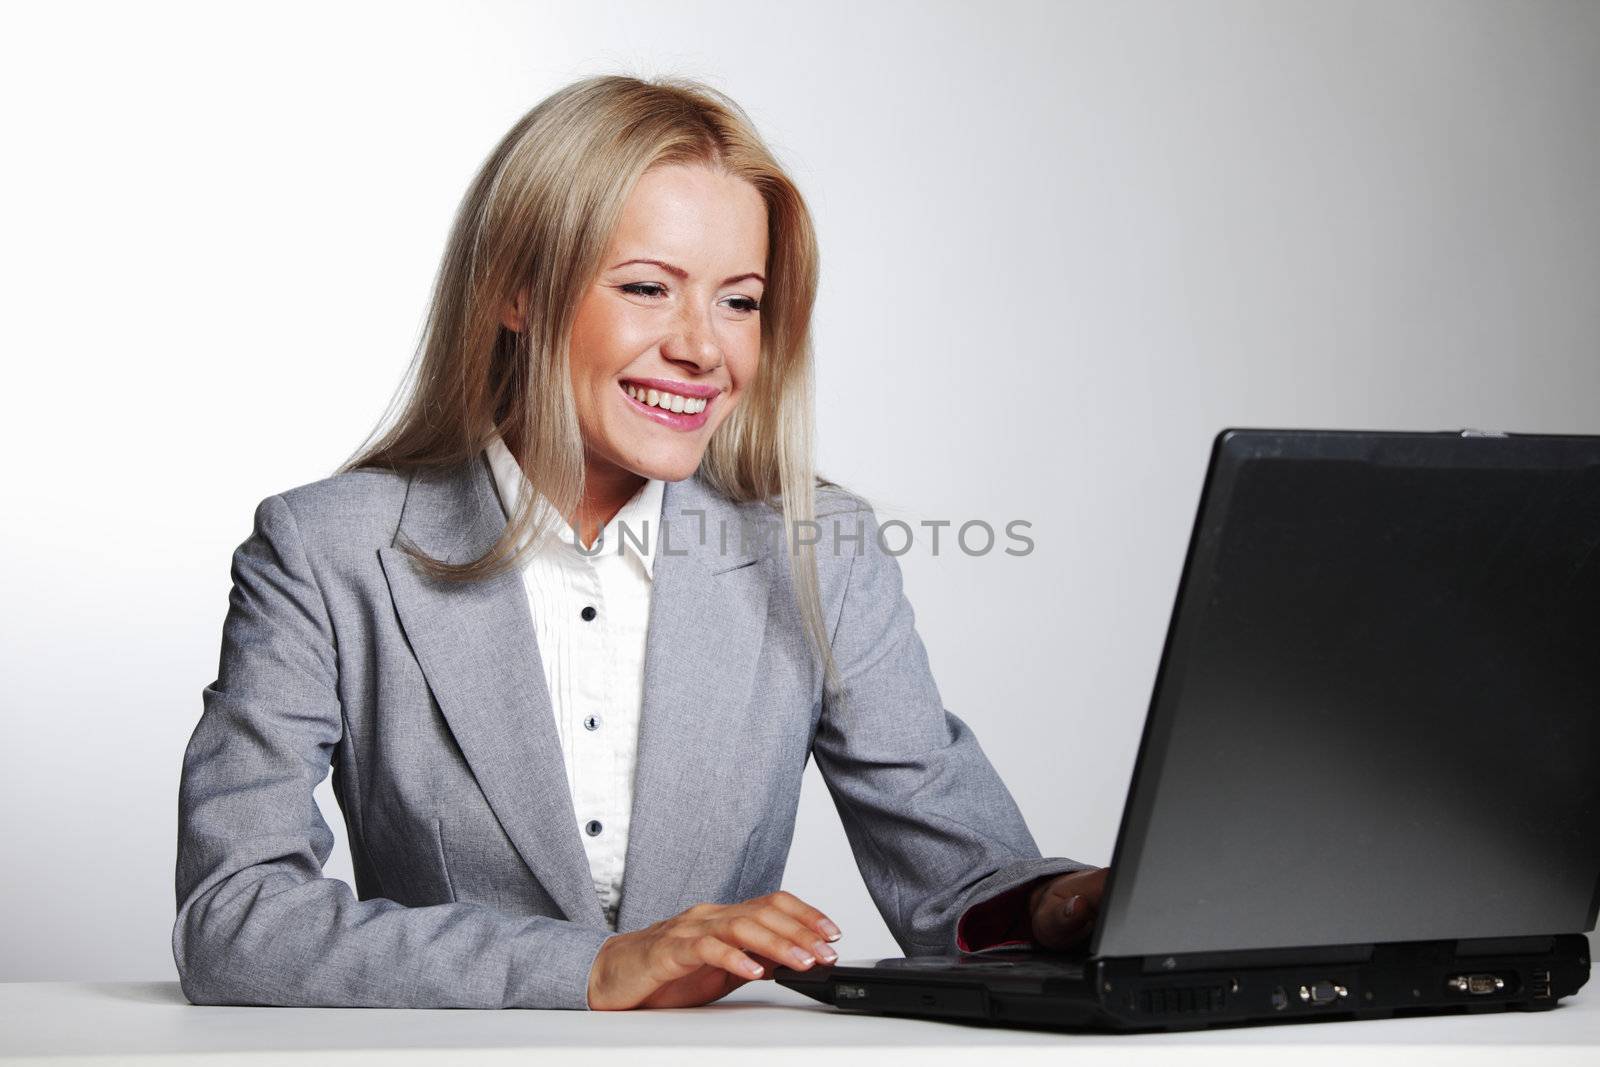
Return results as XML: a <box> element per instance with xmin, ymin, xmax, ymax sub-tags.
<box><xmin>659</xmin><ymin>298</ymin><xmax>724</xmax><ymax>374</ymax></box>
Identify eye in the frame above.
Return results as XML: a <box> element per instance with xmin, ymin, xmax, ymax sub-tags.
<box><xmin>619</xmin><ymin>282</ymin><xmax>667</xmax><ymax>299</ymax></box>
<box><xmin>618</xmin><ymin>281</ymin><xmax>760</xmax><ymax>313</ymax></box>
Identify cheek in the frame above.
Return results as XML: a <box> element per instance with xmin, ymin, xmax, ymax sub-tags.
<box><xmin>569</xmin><ymin>297</ymin><xmax>647</xmax><ymax>382</ymax></box>
<box><xmin>728</xmin><ymin>333</ymin><xmax>763</xmax><ymax>394</ymax></box>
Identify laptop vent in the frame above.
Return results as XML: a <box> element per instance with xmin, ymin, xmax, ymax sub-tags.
<box><xmin>1139</xmin><ymin>983</ymin><xmax>1229</xmax><ymax>1016</ymax></box>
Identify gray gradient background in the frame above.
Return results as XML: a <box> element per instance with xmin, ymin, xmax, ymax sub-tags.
<box><xmin>2</xmin><ymin>0</ymin><xmax>1597</xmax><ymax>981</ymax></box>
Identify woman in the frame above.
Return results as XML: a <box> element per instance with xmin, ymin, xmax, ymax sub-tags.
<box><xmin>173</xmin><ymin>74</ymin><xmax>1107</xmax><ymax>1012</ymax></box>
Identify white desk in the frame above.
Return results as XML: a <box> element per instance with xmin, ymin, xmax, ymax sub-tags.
<box><xmin>1</xmin><ymin>978</ymin><xmax>1594</xmax><ymax>1065</ymax></box>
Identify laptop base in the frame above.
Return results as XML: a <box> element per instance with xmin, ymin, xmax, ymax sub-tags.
<box><xmin>775</xmin><ymin>934</ymin><xmax>1589</xmax><ymax>1032</ymax></box>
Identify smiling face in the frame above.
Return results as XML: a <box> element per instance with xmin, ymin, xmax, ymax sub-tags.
<box><xmin>508</xmin><ymin>162</ymin><xmax>768</xmax><ymax>502</ymax></box>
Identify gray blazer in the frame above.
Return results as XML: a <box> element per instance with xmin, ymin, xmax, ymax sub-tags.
<box><xmin>173</xmin><ymin>451</ymin><xmax>1087</xmax><ymax>1010</ymax></box>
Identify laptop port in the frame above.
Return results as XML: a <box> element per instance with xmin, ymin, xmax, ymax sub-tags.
<box><xmin>1138</xmin><ymin>983</ymin><xmax>1229</xmax><ymax>1015</ymax></box>
<box><xmin>1446</xmin><ymin>974</ymin><xmax>1505</xmax><ymax>995</ymax></box>
<box><xmin>1531</xmin><ymin>971</ymin><xmax>1552</xmax><ymax>1000</ymax></box>
<box><xmin>1298</xmin><ymin>980</ymin><xmax>1348</xmax><ymax>1005</ymax></box>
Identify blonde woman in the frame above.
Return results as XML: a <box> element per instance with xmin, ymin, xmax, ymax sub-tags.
<box><xmin>173</xmin><ymin>74</ymin><xmax>1107</xmax><ymax>1012</ymax></box>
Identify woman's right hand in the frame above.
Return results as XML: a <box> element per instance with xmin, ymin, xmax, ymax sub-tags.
<box><xmin>586</xmin><ymin>891</ymin><xmax>842</xmax><ymax>1010</ymax></box>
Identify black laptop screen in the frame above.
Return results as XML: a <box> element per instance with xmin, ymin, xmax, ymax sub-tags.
<box><xmin>1096</xmin><ymin>430</ymin><xmax>1600</xmax><ymax>957</ymax></box>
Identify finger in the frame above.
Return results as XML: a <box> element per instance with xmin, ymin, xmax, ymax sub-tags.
<box><xmin>722</xmin><ymin>913</ymin><xmax>825</xmax><ymax>970</ymax></box>
<box><xmin>1035</xmin><ymin>867</ymin><xmax>1107</xmax><ymax>911</ymax></box>
<box><xmin>744</xmin><ymin>951</ymin><xmax>782</xmax><ymax>979</ymax></box>
<box><xmin>755</xmin><ymin>890</ymin><xmax>843</xmax><ymax>943</ymax></box>
<box><xmin>1075</xmin><ymin>866</ymin><xmax>1109</xmax><ymax>903</ymax></box>
<box><xmin>1058</xmin><ymin>867</ymin><xmax>1107</xmax><ymax>896</ymax></box>
<box><xmin>682</xmin><ymin>932</ymin><xmax>766</xmax><ymax>982</ymax></box>
<box><xmin>746</xmin><ymin>905</ymin><xmax>840</xmax><ymax>963</ymax></box>
<box><xmin>1033</xmin><ymin>893</ymin><xmax>1094</xmax><ymax>951</ymax></box>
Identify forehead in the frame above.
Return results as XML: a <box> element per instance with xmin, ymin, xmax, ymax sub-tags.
<box><xmin>608</xmin><ymin>163</ymin><xmax>767</xmax><ymax>267</ymax></box>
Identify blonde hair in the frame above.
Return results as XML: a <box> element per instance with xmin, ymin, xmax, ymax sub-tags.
<box><xmin>341</xmin><ymin>74</ymin><xmax>843</xmax><ymax>690</ymax></box>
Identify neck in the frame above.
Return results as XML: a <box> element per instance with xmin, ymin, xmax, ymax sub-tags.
<box><xmin>498</xmin><ymin>424</ymin><xmax>647</xmax><ymax>549</ymax></box>
<box><xmin>573</xmin><ymin>453</ymin><xmax>647</xmax><ymax>550</ymax></box>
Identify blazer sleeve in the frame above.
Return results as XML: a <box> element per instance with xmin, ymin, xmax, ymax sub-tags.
<box><xmin>173</xmin><ymin>493</ymin><xmax>615</xmax><ymax>1009</ymax></box>
<box><xmin>809</xmin><ymin>500</ymin><xmax>1093</xmax><ymax>955</ymax></box>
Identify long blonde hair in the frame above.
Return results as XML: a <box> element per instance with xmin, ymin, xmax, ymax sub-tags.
<box><xmin>341</xmin><ymin>74</ymin><xmax>842</xmax><ymax>690</ymax></box>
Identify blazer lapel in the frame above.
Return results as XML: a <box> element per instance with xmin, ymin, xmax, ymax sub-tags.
<box><xmin>377</xmin><ymin>452</ymin><xmax>773</xmax><ymax>933</ymax></box>
<box><xmin>615</xmin><ymin>475</ymin><xmax>770</xmax><ymax>931</ymax></box>
<box><xmin>377</xmin><ymin>453</ymin><xmax>605</xmax><ymax>928</ymax></box>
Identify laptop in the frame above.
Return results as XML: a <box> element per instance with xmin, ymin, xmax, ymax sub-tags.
<box><xmin>777</xmin><ymin>428</ymin><xmax>1598</xmax><ymax>1031</ymax></box>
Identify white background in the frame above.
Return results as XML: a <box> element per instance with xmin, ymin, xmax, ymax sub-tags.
<box><xmin>2</xmin><ymin>0</ymin><xmax>1597</xmax><ymax>981</ymax></box>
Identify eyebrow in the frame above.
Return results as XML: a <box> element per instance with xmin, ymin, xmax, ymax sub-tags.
<box><xmin>610</xmin><ymin>258</ymin><xmax>765</xmax><ymax>286</ymax></box>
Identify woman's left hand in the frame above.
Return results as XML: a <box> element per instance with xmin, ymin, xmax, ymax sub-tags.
<box><xmin>1027</xmin><ymin>866</ymin><xmax>1109</xmax><ymax>951</ymax></box>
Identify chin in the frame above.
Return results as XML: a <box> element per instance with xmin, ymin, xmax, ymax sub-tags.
<box><xmin>641</xmin><ymin>456</ymin><xmax>704</xmax><ymax>482</ymax></box>
<box><xmin>615</xmin><ymin>441</ymin><xmax>704</xmax><ymax>483</ymax></box>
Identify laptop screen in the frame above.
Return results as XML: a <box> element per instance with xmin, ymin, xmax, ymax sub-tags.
<box><xmin>1096</xmin><ymin>430</ymin><xmax>1600</xmax><ymax>957</ymax></box>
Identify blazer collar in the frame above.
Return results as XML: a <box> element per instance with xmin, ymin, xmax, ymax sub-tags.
<box><xmin>377</xmin><ymin>452</ymin><xmax>770</xmax><ymax>930</ymax></box>
<box><xmin>393</xmin><ymin>449</ymin><xmax>765</xmax><ymax>573</ymax></box>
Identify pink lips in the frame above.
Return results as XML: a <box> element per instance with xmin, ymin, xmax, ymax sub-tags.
<box><xmin>618</xmin><ymin>380</ymin><xmax>715</xmax><ymax>431</ymax></box>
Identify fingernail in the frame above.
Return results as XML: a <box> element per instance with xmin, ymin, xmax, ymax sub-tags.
<box><xmin>820</xmin><ymin>919</ymin><xmax>842</xmax><ymax>941</ymax></box>
<box><xmin>816</xmin><ymin>943</ymin><xmax>838</xmax><ymax>963</ymax></box>
<box><xmin>790</xmin><ymin>947</ymin><xmax>815</xmax><ymax>967</ymax></box>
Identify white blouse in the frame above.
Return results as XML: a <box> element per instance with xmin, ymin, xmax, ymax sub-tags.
<box><xmin>484</xmin><ymin>433</ymin><xmax>665</xmax><ymax>930</ymax></box>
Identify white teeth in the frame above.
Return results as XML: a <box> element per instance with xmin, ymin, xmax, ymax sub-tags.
<box><xmin>623</xmin><ymin>383</ymin><xmax>708</xmax><ymax>414</ymax></box>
